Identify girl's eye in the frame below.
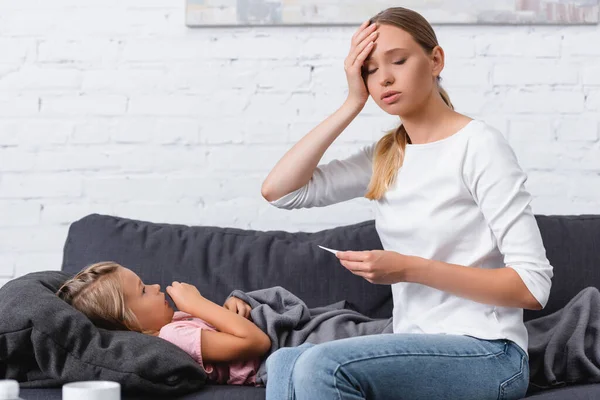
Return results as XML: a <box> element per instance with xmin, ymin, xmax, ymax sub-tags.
<box><xmin>365</xmin><ymin>68</ymin><xmax>378</xmax><ymax>75</ymax></box>
<box><xmin>394</xmin><ymin>59</ymin><xmax>407</xmax><ymax>65</ymax></box>
<box><xmin>142</xmin><ymin>286</ymin><xmax>146</xmax><ymax>295</ymax></box>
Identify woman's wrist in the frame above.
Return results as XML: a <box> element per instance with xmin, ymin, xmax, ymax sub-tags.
<box><xmin>342</xmin><ymin>97</ymin><xmax>366</xmax><ymax>115</ymax></box>
<box><xmin>401</xmin><ymin>255</ymin><xmax>432</xmax><ymax>284</ymax></box>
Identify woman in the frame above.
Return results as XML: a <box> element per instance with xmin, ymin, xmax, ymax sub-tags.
<box><xmin>261</xmin><ymin>7</ymin><xmax>552</xmax><ymax>400</ymax></box>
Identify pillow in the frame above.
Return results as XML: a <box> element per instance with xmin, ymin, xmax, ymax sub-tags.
<box><xmin>0</xmin><ymin>270</ymin><xmax>207</xmax><ymax>395</ymax></box>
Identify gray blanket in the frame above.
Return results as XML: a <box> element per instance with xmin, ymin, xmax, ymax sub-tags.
<box><xmin>229</xmin><ymin>286</ymin><xmax>600</xmax><ymax>390</ymax></box>
<box><xmin>524</xmin><ymin>286</ymin><xmax>600</xmax><ymax>393</ymax></box>
<box><xmin>227</xmin><ymin>287</ymin><xmax>393</xmax><ymax>385</ymax></box>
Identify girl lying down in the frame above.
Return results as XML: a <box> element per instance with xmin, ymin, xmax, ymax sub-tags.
<box><xmin>56</xmin><ymin>261</ymin><xmax>270</xmax><ymax>386</ymax></box>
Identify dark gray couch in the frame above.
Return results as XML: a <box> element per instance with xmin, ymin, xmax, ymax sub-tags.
<box><xmin>16</xmin><ymin>214</ymin><xmax>600</xmax><ymax>399</ymax></box>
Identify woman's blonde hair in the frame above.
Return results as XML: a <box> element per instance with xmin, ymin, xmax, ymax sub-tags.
<box><xmin>56</xmin><ymin>261</ymin><xmax>143</xmax><ymax>332</ymax></box>
<box><xmin>364</xmin><ymin>7</ymin><xmax>454</xmax><ymax>200</ymax></box>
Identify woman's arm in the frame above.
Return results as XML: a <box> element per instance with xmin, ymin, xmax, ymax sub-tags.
<box><xmin>337</xmin><ymin>251</ymin><xmax>542</xmax><ymax>310</ymax></box>
<box><xmin>406</xmin><ymin>257</ymin><xmax>542</xmax><ymax>310</ymax></box>
<box><xmin>261</xmin><ymin>21</ymin><xmax>378</xmax><ymax>202</ymax></box>
<box><xmin>261</xmin><ymin>100</ymin><xmax>362</xmax><ymax>202</ymax></box>
<box><xmin>462</xmin><ymin>127</ymin><xmax>553</xmax><ymax>309</ymax></box>
<box><xmin>167</xmin><ymin>282</ymin><xmax>271</xmax><ymax>363</ymax></box>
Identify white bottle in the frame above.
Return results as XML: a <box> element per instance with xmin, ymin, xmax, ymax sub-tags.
<box><xmin>0</xmin><ymin>380</ymin><xmax>22</xmax><ymax>400</ymax></box>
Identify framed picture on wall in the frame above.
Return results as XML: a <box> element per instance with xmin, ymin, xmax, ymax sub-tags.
<box><xmin>186</xmin><ymin>0</ymin><xmax>600</xmax><ymax>27</ymax></box>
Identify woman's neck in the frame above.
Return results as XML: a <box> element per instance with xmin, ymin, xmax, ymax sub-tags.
<box><xmin>400</xmin><ymin>92</ymin><xmax>467</xmax><ymax>145</ymax></box>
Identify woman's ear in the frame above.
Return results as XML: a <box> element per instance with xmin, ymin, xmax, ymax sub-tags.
<box><xmin>431</xmin><ymin>45</ymin><xmax>445</xmax><ymax>78</ymax></box>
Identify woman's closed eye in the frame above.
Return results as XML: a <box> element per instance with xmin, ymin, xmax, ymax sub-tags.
<box><xmin>142</xmin><ymin>286</ymin><xmax>146</xmax><ymax>295</ymax></box>
<box><xmin>363</xmin><ymin>59</ymin><xmax>407</xmax><ymax>75</ymax></box>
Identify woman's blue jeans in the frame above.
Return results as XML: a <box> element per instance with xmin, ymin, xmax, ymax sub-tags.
<box><xmin>265</xmin><ymin>333</ymin><xmax>529</xmax><ymax>400</ymax></box>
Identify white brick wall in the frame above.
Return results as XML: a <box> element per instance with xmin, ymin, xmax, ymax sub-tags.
<box><xmin>0</xmin><ymin>1</ymin><xmax>599</xmax><ymax>282</ymax></box>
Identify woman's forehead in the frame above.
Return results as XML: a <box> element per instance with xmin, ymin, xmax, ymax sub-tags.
<box><xmin>368</xmin><ymin>26</ymin><xmax>417</xmax><ymax>58</ymax></box>
<box><xmin>374</xmin><ymin>24</ymin><xmax>414</xmax><ymax>44</ymax></box>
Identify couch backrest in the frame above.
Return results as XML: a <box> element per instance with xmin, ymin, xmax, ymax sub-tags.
<box><xmin>61</xmin><ymin>214</ymin><xmax>392</xmax><ymax>319</ymax></box>
<box><xmin>62</xmin><ymin>214</ymin><xmax>600</xmax><ymax>321</ymax></box>
<box><xmin>524</xmin><ymin>215</ymin><xmax>600</xmax><ymax>321</ymax></box>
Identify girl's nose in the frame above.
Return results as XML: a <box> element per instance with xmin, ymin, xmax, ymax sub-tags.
<box><xmin>153</xmin><ymin>284</ymin><xmax>161</xmax><ymax>292</ymax></box>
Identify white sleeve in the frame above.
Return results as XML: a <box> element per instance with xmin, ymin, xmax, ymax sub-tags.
<box><xmin>463</xmin><ymin>127</ymin><xmax>553</xmax><ymax>308</ymax></box>
<box><xmin>269</xmin><ymin>143</ymin><xmax>375</xmax><ymax>209</ymax></box>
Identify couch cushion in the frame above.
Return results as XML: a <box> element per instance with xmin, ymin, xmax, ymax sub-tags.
<box><xmin>61</xmin><ymin>214</ymin><xmax>391</xmax><ymax>319</ymax></box>
<box><xmin>525</xmin><ymin>383</ymin><xmax>600</xmax><ymax>399</ymax></box>
<box><xmin>17</xmin><ymin>380</ymin><xmax>600</xmax><ymax>400</ymax></box>
<box><xmin>0</xmin><ymin>271</ymin><xmax>206</xmax><ymax>395</ymax></box>
<box><xmin>21</xmin><ymin>385</ymin><xmax>266</xmax><ymax>400</ymax></box>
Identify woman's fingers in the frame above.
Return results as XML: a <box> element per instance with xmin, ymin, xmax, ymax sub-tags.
<box><xmin>355</xmin><ymin>40</ymin><xmax>375</xmax><ymax>68</ymax></box>
<box><xmin>346</xmin><ymin>31</ymin><xmax>378</xmax><ymax>69</ymax></box>
<box><xmin>351</xmin><ymin>21</ymin><xmax>376</xmax><ymax>47</ymax></box>
<box><xmin>347</xmin><ymin>22</ymin><xmax>376</xmax><ymax>68</ymax></box>
<box><xmin>350</xmin><ymin>20</ymin><xmax>368</xmax><ymax>44</ymax></box>
<box><xmin>337</xmin><ymin>251</ymin><xmax>370</xmax><ymax>262</ymax></box>
<box><xmin>340</xmin><ymin>259</ymin><xmax>368</xmax><ymax>273</ymax></box>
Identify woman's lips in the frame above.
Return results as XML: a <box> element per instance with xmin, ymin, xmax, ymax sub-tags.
<box><xmin>382</xmin><ymin>93</ymin><xmax>401</xmax><ymax>104</ymax></box>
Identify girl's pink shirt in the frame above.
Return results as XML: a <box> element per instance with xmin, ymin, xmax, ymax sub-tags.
<box><xmin>159</xmin><ymin>311</ymin><xmax>261</xmax><ymax>386</ymax></box>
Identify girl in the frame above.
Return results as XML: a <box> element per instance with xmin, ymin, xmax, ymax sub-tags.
<box><xmin>261</xmin><ymin>6</ymin><xmax>553</xmax><ymax>400</ymax></box>
<box><xmin>56</xmin><ymin>261</ymin><xmax>270</xmax><ymax>386</ymax></box>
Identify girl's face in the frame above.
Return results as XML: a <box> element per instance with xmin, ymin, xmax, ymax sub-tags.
<box><xmin>119</xmin><ymin>267</ymin><xmax>174</xmax><ymax>333</ymax></box>
<box><xmin>363</xmin><ymin>24</ymin><xmax>443</xmax><ymax>117</ymax></box>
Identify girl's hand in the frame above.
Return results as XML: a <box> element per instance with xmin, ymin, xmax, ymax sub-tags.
<box><xmin>344</xmin><ymin>20</ymin><xmax>378</xmax><ymax>110</ymax></box>
<box><xmin>166</xmin><ymin>282</ymin><xmax>204</xmax><ymax>315</ymax></box>
<box><xmin>223</xmin><ymin>297</ymin><xmax>252</xmax><ymax>320</ymax></box>
<box><xmin>337</xmin><ymin>250</ymin><xmax>415</xmax><ymax>285</ymax></box>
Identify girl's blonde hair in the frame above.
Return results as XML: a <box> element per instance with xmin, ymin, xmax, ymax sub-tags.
<box><xmin>56</xmin><ymin>261</ymin><xmax>143</xmax><ymax>332</ymax></box>
<box><xmin>364</xmin><ymin>7</ymin><xmax>454</xmax><ymax>200</ymax></box>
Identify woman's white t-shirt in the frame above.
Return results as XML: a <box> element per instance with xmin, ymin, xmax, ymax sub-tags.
<box><xmin>269</xmin><ymin>119</ymin><xmax>553</xmax><ymax>355</ymax></box>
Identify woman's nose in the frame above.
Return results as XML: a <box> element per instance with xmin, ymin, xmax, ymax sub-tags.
<box><xmin>153</xmin><ymin>284</ymin><xmax>161</xmax><ymax>292</ymax></box>
<box><xmin>379</xmin><ymin>69</ymin><xmax>394</xmax><ymax>87</ymax></box>
<box><xmin>380</xmin><ymin>76</ymin><xmax>394</xmax><ymax>87</ymax></box>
